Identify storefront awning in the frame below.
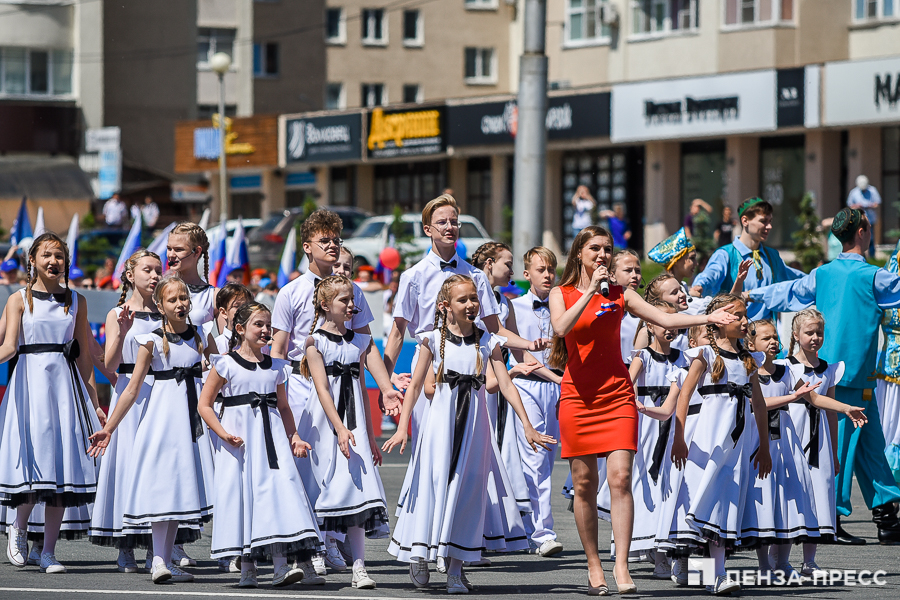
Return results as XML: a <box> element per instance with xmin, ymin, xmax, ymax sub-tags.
<box><xmin>0</xmin><ymin>156</ymin><xmax>93</xmax><ymax>201</ymax></box>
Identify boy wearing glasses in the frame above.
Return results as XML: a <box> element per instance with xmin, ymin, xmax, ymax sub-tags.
<box><xmin>271</xmin><ymin>209</ymin><xmax>401</xmax><ymax>578</ymax></box>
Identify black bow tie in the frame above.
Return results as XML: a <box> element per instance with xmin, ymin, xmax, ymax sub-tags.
<box><xmin>440</xmin><ymin>259</ymin><xmax>458</xmax><ymax>270</ymax></box>
<box><xmin>532</xmin><ymin>300</ymin><xmax>549</xmax><ymax>310</ymax></box>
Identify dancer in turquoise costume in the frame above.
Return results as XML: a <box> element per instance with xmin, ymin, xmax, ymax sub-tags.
<box><xmin>876</xmin><ymin>239</ymin><xmax>900</xmax><ymax>487</ymax></box>
<box><xmin>748</xmin><ymin>208</ymin><xmax>900</xmax><ymax>545</ymax></box>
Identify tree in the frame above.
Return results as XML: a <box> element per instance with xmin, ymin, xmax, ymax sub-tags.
<box><xmin>792</xmin><ymin>192</ymin><xmax>825</xmax><ymax>273</ymax></box>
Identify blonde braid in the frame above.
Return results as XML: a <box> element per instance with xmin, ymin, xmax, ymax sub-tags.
<box><xmin>25</xmin><ymin>259</ymin><xmax>33</xmax><ymax>313</ymax></box>
<box><xmin>160</xmin><ymin>312</ymin><xmax>170</xmax><ymax>358</ymax></box>
<box><xmin>63</xmin><ymin>253</ymin><xmax>72</xmax><ymax>315</ymax></box>
<box><xmin>299</xmin><ymin>283</ymin><xmax>327</xmax><ymax>379</ymax></box>
<box><xmin>475</xmin><ymin>331</ymin><xmax>483</xmax><ymax>376</ymax></box>
<box><xmin>736</xmin><ymin>338</ymin><xmax>756</xmax><ymax>376</ymax></box>
<box><xmin>117</xmin><ymin>279</ymin><xmax>131</xmax><ymax>307</ymax></box>
<box><xmin>203</xmin><ymin>250</ymin><xmax>210</xmax><ymax>284</ymax></box>
<box><xmin>436</xmin><ymin>308</ymin><xmax>448</xmax><ymax>384</ymax></box>
<box><xmin>707</xmin><ymin>327</ymin><xmax>726</xmax><ymax>383</ymax></box>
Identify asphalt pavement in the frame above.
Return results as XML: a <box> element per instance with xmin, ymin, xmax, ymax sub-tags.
<box><xmin>0</xmin><ymin>441</ymin><xmax>898</xmax><ymax>599</ymax></box>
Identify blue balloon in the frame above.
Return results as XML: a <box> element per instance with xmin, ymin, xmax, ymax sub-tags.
<box><xmin>455</xmin><ymin>239</ymin><xmax>468</xmax><ymax>260</ymax></box>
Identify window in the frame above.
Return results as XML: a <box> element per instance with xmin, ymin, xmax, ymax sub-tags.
<box><xmin>197</xmin><ymin>28</ymin><xmax>236</xmax><ymax>68</ymax></box>
<box><xmin>326</xmin><ymin>8</ymin><xmax>346</xmax><ymax>43</ymax></box>
<box><xmin>723</xmin><ymin>0</ymin><xmax>793</xmax><ymax>26</ymax></box>
<box><xmin>465</xmin><ymin>0</ymin><xmax>498</xmax><ymax>9</ymax></box>
<box><xmin>631</xmin><ymin>0</ymin><xmax>698</xmax><ymax>35</ymax></box>
<box><xmin>361</xmin><ymin>83</ymin><xmax>385</xmax><ymax>107</ymax></box>
<box><xmin>197</xmin><ymin>104</ymin><xmax>237</xmax><ymax>120</ymax></box>
<box><xmin>464</xmin><ymin>47</ymin><xmax>495</xmax><ymax>84</ymax></box>
<box><xmin>0</xmin><ymin>47</ymin><xmax>73</xmax><ymax>97</ymax></box>
<box><xmin>403</xmin><ymin>84</ymin><xmax>422</xmax><ymax>104</ymax></box>
<box><xmin>855</xmin><ymin>0</ymin><xmax>895</xmax><ymax>20</ymax></box>
<box><xmin>325</xmin><ymin>82</ymin><xmax>345</xmax><ymax>110</ymax></box>
<box><xmin>565</xmin><ymin>0</ymin><xmax>612</xmax><ymax>45</ymax></box>
<box><xmin>403</xmin><ymin>9</ymin><xmax>423</xmax><ymax>46</ymax></box>
<box><xmin>253</xmin><ymin>42</ymin><xmax>279</xmax><ymax>77</ymax></box>
<box><xmin>362</xmin><ymin>8</ymin><xmax>387</xmax><ymax>45</ymax></box>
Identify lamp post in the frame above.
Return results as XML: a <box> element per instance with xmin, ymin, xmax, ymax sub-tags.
<box><xmin>210</xmin><ymin>51</ymin><xmax>232</xmax><ymax>222</ymax></box>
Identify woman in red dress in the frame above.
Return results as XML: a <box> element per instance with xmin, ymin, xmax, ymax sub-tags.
<box><xmin>548</xmin><ymin>226</ymin><xmax>735</xmax><ymax>595</ymax></box>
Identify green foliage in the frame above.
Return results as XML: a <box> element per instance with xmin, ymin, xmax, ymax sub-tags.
<box><xmin>78</xmin><ymin>235</ymin><xmax>115</xmax><ymax>278</ymax></box>
<box><xmin>886</xmin><ymin>201</ymin><xmax>900</xmax><ymax>241</ymax></box>
<box><xmin>792</xmin><ymin>192</ymin><xmax>825</xmax><ymax>273</ymax></box>
<box><xmin>498</xmin><ymin>206</ymin><xmax>514</xmax><ymax>245</ymax></box>
<box><xmin>0</xmin><ymin>218</ymin><xmax>6</xmax><ymax>240</ymax></box>
<box><xmin>80</xmin><ymin>212</ymin><xmax>97</xmax><ymax>231</ymax></box>
<box><xmin>691</xmin><ymin>209</ymin><xmax>715</xmax><ymax>263</ymax></box>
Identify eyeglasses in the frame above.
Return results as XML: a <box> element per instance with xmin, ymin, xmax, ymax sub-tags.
<box><xmin>430</xmin><ymin>219</ymin><xmax>460</xmax><ymax>231</ymax></box>
<box><xmin>314</xmin><ymin>237</ymin><xmax>343</xmax><ymax>248</ymax></box>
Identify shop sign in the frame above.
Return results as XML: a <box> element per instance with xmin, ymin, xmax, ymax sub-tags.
<box><xmin>776</xmin><ymin>68</ymin><xmax>804</xmax><ymax>128</ymax></box>
<box><xmin>366</xmin><ymin>106</ymin><xmax>445</xmax><ymax>159</ymax></box>
<box><xmin>285</xmin><ymin>113</ymin><xmax>362</xmax><ymax>163</ymax></box>
<box><xmin>446</xmin><ymin>92</ymin><xmax>610</xmax><ymax>146</ymax></box>
<box><xmin>823</xmin><ymin>56</ymin><xmax>900</xmax><ymax>126</ymax></box>
<box><xmin>175</xmin><ymin>115</ymin><xmax>278</xmax><ymax>174</ymax></box>
<box><xmin>611</xmin><ymin>70</ymin><xmax>776</xmax><ymax>142</ymax></box>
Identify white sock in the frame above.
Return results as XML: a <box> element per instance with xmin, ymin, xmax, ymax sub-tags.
<box><xmin>709</xmin><ymin>541</ymin><xmax>727</xmax><ymax>578</ymax></box>
<box><xmin>802</xmin><ymin>542</ymin><xmax>816</xmax><ymax>564</ymax></box>
<box><xmin>272</xmin><ymin>555</ymin><xmax>286</xmax><ymax>572</ymax></box>
<box><xmin>448</xmin><ymin>557</ymin><xmax>463</xmax><ymax>577</ymax></box>
<box><xmin>241</xmin><ymin>558</ymin><xmax>256</xmax><ymax>575</ymax></box>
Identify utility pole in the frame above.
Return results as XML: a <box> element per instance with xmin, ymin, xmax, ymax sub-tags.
<box><xmin>512</xmin><ymin>0</ymin><xmax>548</xmax><ymax>273</ymax></box>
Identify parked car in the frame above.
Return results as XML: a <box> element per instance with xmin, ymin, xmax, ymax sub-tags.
<box><xmin>246</xmin><ymin>206</ymin><xmax>372</xmax><ymax>270</ymax></box>
<box><xmin>204</xmin><ymin>218</ymin><xmax>262</xmax><ymax>258</ymax></box>
<box><xmin>344</xmin><ymin>213</ymin><xmax>493</xmax><ymax>268</ymax></box>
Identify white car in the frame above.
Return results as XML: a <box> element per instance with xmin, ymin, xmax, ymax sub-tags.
<box><xmin>345</xmin><ymin>213</ymin><xmax>493</xmax><ymax>267</ymax></box>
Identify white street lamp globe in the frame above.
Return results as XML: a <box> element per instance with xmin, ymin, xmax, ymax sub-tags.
<box><xmin>210</xmin><ymin>52</ymin><xmax>232</xmax><ymax>74</ymax></box>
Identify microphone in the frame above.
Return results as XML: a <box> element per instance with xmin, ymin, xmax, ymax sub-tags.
<box><xmin>349</xmin><ymin>308</ymin><xmax>361</xmax><ymax>314</ymax></box>
<box><xmin>600</xmin><ymin>278</ymin><xmax>609</xmax><ymax>297</ymax></box>
<box><xmin>466</xmin><ymin>314</ymin><xmax>476</xmax><ymax>321</ymax></box>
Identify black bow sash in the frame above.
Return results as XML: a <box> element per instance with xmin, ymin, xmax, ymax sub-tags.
<box><xmin>445</xmin><ymin>369</ymin><xmax>485</xmax><ymax>482</ymax></box>
<box><xmin>805</xmin><ymin>402</ymin><xmax>821</xmax><ymax>468</ymax></box>
<box><xmin>221</xmin><ymin>392</ymin><xmax>280</xmax><ymax>469</ymax></box>
<box><xmin>496</xmin><ymin>347</ymin><xmax>510</xmax><ymax>448</ymax></box>
<box><xmin>19</xmin><ymin>340</ymin><xmax>94</xmax><ymax>460</ymax></box>
<box><xmin>767</xmin><ymin>406</ymin><xmax>789</xmax><ymax>440</ymax></box>
<box><xmin>154</xmin><ymin>363</ymin><xmax>204</xmax><ymax>442</ymax></box>
<box><xmin>699</xmin><ymin>382</ymin><xmax>753</xmax><ymax>447</ymax></box>
<box><xmin>439</xmin><ymin>260</ymin><xmax>458</xmax><ymax>270</ymax></box>
<box><xmin>638</xmin><ymin>385</ymin><xmax>672</xmax><ymax>483</ymax></box>
<box><xmin>324</xmin><ymin>361</ymin><xmax>361</xmax><ymax>431</ymax></box>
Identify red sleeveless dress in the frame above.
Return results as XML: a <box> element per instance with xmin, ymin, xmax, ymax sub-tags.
<box><xmin>558</xmin><ymin>285</ymin><xmax>638</xmax><ymax>458</ymax></box>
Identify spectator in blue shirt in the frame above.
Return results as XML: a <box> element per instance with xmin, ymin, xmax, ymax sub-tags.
<box><xmin>600</xmin><ymin>203</ymin><xmax>631</xmax><ymax>250</ymax></box>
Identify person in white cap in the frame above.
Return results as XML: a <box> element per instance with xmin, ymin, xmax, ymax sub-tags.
<box><xmin>848</xmin><ymin>175</ymin><xmax>882</xmax><ymax>257</ymax></box>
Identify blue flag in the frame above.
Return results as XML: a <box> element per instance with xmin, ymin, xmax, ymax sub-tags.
<box><xmin>10</xmin><ymin>197</ymin><xmax>32</xmax><ymax>246</ymax></box>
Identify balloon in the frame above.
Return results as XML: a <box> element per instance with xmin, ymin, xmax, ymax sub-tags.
<box><xmin>379</xmin><ymin>247</ymin><xmax>401</xmax><ymax>270</ymax></box>
<box><xmin>455</xmin><ymin>239</ymin><xmax>467</xmax><ymax>260</ymax></box>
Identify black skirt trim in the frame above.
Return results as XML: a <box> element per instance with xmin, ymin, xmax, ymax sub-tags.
<box><xmin>123</xmin><ymin>505</ymin><xmax>214</xmax><ymax>521</ymax></box>
<box><xmin>390</xmin><ymin>534</ymin><xmax>529</xmax><ymax>554</ymax></box>
<box><xmin>212</xmin><ymin>531</ymin><xmax>322</xmax><ymax>562</ymax></box>
<box><xmin>2</xmin><ymin>490</ymin><xmax>96</xmax><ymax>508</ymax></box>
<box><xmin>88</xmin><ymin>527</ymin><xmax>202</xmax><ymax>550</ymax></box>
<box><xmin>319</xmin><ymin>505</ymin><xmax>389</xmax><ymax>535</ymax></box>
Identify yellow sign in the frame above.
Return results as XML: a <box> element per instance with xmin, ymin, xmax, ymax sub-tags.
<box><xmin>367</xmin><ymin>107</ymin><xmax>441</xmax><ymax>150</ymax></box>
<box><xmin>212</xmin><ymin>114</ymin><xmax>255</xmax><ymax>155</ymax></box>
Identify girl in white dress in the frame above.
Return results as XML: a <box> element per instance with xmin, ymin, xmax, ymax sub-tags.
<box><xmin>199</xmin><ymin>302</ymin><xmax>323</xmax><ymax>588</ymax></box>
<box><xmin>0</xmin><ymin>233</ymin><xmax>105</xmax><ymax>574</ymax></box>
<box><xmin>611</xmin><ymin>250</ymin><xmax>643</xmax><ymax>362</ymax></box>
<box><xmin>383</xmin><ymin>274</ymin><xmax>555</xmax><ymax>595</ymax></box>
<box><xmin>89</xmin><ymin>274</ymin><xmax>211</xmax><ymax>585</ymax></box>
<box><xmin>89</xmin><ymin>250</ymin><xmax>163</xmax><ymax>572</ymax></box>
<box><xmin>783</xmin><ymin>309</ymin><xmax>866</xmax><ymax>578</ymax></box>
<box><xmin>212</xmin><ymin>283</ymin><xmax>253</xmax><ymax>354</ymax></box>
<box><xmin>299</xmin><ymin>276</ymin><xmax>388</xmax><ymax>589</ymax></box>
<box><xmin>668</xmin><ymin>294</ymin><xmax>771</xmax><ymax>595</ymax></box>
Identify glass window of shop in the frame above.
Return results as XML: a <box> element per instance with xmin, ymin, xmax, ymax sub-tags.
<box><xmin>759</xmin><ymin>135</ymin><xmax>805</xmax><ymax>249</ymax></box>
<box><xmin>373</xmin><ymin>161</ymin><xmax>446</xmax><ymax>215</ymax></box>
<box><xmin>561</xmin><ymin>149</ymin><xmax>644</xmax><ymax>251</ymax></box>
<box><xmin>681</xmin><ymin>140</ymin><xmax>726</xmax><ymax>244</ymax></box>
<box><xmin>882</xmin><ymin>127</ymin><xmax>900</xmax><ymax>243</ymax></box>
<box><xmin>466</xmin><ymin>157</ymin><xmax>492</xmax><ymax>225</ymax></box>
<box><xmin>232</xmin><ymin>192</ymin><xmax>263</xmax><ymax>219</ymax></box>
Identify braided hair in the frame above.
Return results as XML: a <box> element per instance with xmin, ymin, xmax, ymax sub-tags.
<box><xmin>170</xmin><ymin>222</ymin><xmax>211</xmax><ymax>284</ymax></box>
<box><xmin>643</xmin><ymin>271</ymin><xmax>678</xmax><ymax>305</ymax></box>
<box><xmin>298</xmin><ymin>275</ymin><xmax>354</xmax><ymax>379</ymax></box>
<box><xmin>433</xmin><ymin>274</ymin><xmax>483</xmax><ymax>384</ymax></box>
<box><xmin>705</xmin><ymin>294</ymin><xmax>755</xmax><ymax>383</ymax></box>
<box><xmin>117</xmin><ymin>249</ymin><xmax>161</xmax><ymax>307</ymax></box>
<box><xmin>228</xmin><ymin>301</ymin><xmax>272</xmax><ymax>353</ymax></box>
<box><xmin>633</xmin><ymin>299</ymin><xmax>677</xmax><ymax>346</ymax></box>
<box><xmin>471</xmin><ymin>242</ymin><xmax>511</xmax><ymax>271</ymax></box>
<box><xmin>26</xmin><ymin>233</ymin><xmax>73</xmax><ymax>315</ymax></box>
<box><xmin>788</xmin><ymin>308</ymin><xmax>825</xmax><ymax>357</ymax></box>
<box><xmin>153</xmin><ymin>273</ymin><xmax>204</xmax><ymax>358</ymax></box>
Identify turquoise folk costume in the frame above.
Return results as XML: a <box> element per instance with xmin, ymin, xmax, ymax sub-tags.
<box><xmin>876</xmin><ymin>241</ymin><xmax>900</xmax><ymax>486</ymax></box>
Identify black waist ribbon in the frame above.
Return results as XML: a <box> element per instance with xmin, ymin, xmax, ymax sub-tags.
<box><xmin>221</xmin><ymin>392</ymin><xmax>280</xmax><ymax>469</ymax></box>
<box><xmin>325</xmin><ymin>361</ymin><xmax>360</xmax><ymax>431</ymax></box>
<box><xmin>699</xmin><ymin>382</ymin><xmax>753</xmax><ymax>447</ymax></box>
<box><xmin>767</xmin><ymin>406</ymin><xmax>789</xmax><ymax>441</ymax></box>
<box><xmin>154</xmin><ymin>362</ymin><xmax>204</xmax><ymax>442</ymax></box>
<box><xmin>20</xmin><ymin>340</ymin><xmax>94</xmax><ymax>461</ymax></box>
<box><xmin>496</xmin><ymin>347</ymin><xmax>510</xmax><ymax>448</ymax></box>
<box><xmin>445</xmin><ymin>369</ymin><xmax>485</xmax><ymax>483</ymax></box>
<box><xmin>804</xmin><ymin>402</ymin><xmax>821</xmax><ymax>468</ymax></box>
<box><xmin>639</xmin><ymin>385</ymin><xmax>672</xmax><ymax>484</ymax></box>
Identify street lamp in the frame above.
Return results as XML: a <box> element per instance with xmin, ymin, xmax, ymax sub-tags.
<box><xmin>210</xmin><ymin>51</ymin><xmax>232</xmax><ymax>222</ymax></box>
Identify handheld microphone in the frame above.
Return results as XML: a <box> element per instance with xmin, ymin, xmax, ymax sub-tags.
<box><xmin>600</xmin><ymin>279</ymin><xmax>609</xmax><ymax>297</ymax></box>
<box><xmin>349</xmin><ymin>308</ymin><xmax>361</xmax><ymax>314</ymax></box>
<box><xmin>466</xmin><ymin>314</ymin><xmax>476</xmax><ymax>321</ymax></box>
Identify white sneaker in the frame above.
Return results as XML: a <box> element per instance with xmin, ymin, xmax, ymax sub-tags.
<box><xmin>436</xmin><ymin>555</ymin><xmax>447</xmax><ymax>574</ymax></box>
<box><xmin>298</xmin><ymin>560</ymin><xmax>326</xmax><ymax>585</ymax></box>
<box><xmin>27</xmin><ymin>544</ymin><xmax>42</xmax><ymax>566</ymax></box>
<box><xmin>653</xmin><ymin>559</ymin><xmax>671</xmax><ymax>579</ymax></box>
<box><xmin>272</xmin><ymin>563</ymin><xmax>304</xmax><ymax>587</ymax></box>
<box><xmin>311</xmin><ymin>553</ymin><xmax>327</xmax><ymax>576</ymax></box>
<box><xmin>117</xmin><ymin>548</ymin><xmax>138</xmax><ymax>573</ymax></box>
<box><xmin>238</xmin><ymin>566</ymin><xmax>258</xmax><ymax>588</ymax></box>
<box><xmin>538</xmin><ymin>539</ymin><xmax>563</xmax><ymax>557</ymax></box>
<box><xmin>706</xmin><ymin>575</ymin><xmax>740</xmax><ymax>595</ymax></box>
<box><xmin>39</xmin><ymin>553</ymin><xmax>66</xmax><ymax>574</ymax></box>
<box><xmin>352</xmin><ymin>565</ymin><xmax>376</xmax><ymax>589</ymax></box>
<box><xmin>447</xmin><ymin>574</ymin><xmax>469</xmax><ymax>594</ymax></box>
<box><xmin>171</xmin><ymin>544</ymin><xmax>196</xmax><ymax>567</ymax></box>
<box><xmin>800</xmin><ymin>561</ymin><xmax>828</xmax><ymax>578</ymax></box>
<box><xmin>409</xmin><ymin>557</ymin><xmax>430</xmax><ymax>588</ymax></box>
<box><xmin>324</xmin><ymin>537</ymin><xmax>347</xmax><ymax>571</ymax></box>
<box><xmin>6</xmin><ymin>525</ymin><xmax>28</xmax><ymax>567</ymax></box>
<box><xmin>150</xmin><ymin>562</ymin><xmax>172</xmax><ymax>584</ymax></box>
<box><xmin>671</xmin><ymin>557</ymin><xmax>688</xmax><ymax>586</ymax></box>
<box><xmin>463</xmin><ymin>557</ymin><xmax>491</xmax><ymax>567</ymax></box>
<box><xmin>168</xmin><ymin>563</ymin><xmax>195</xmax><ymax>583</ymax></box>
<box><xmin>776</xmin><ymin>564</ymin><xmax>804</xmax><ymax>585</ymax></box>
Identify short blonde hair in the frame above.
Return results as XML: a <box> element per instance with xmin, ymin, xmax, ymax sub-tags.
<box><xmin>524</xmin><ymin>246</ymin><xmax>557</xmax><ymax>271</ymax></box>
<box><xmin>421</xmin><ymin>194</ymin><xmax>459</xmax><ymax>228</ymax></box>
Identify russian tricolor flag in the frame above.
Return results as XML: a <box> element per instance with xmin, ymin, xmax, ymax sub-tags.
<box><xmin>66</xmin><ymin>214</ymin><xmax>79</xmax><ymax>278</ymax></box>
<box><xmin>113</xmin><ymin>212</ymin><xmax>143</xmax><ymax>288</ymax></box>
<box><xmin>217</xmin><ymin>217</ymin><xmax>250</xmax><ymax>287</ymax></box>
<box><xmin>208</xmin><ymin>220</ymin><xmax>228</xmax><ymax>285</ymax></box>
<box><xmin>146</xmin><ymin>222</ymin><xmax>176</xmax><ymax>272</ymax></box>
<box><xmin>277</xmin><ymin>226</ymin><xmax>297</xmax><ymax>288</ymax></box>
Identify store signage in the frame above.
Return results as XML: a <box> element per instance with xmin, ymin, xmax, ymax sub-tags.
<box><xmin>824</xmin><ymin>56</ymin><xmax>900</xmax><ymax>126</ymax></box>
<box><xmin>285</xmin><ymin>113</ymin><xmax>361</xmax><ymax>163</ymax></box>
<box><xmin>366</xmin><ymin>106</ymin><xmax>445</xmax><ymax>158</ymax></box>
<box><xmin>611</xmin><ymin>70</ymin><xmax>776</xmax><ymax>142</ymax></box>
<box><xmin>446</xmin><ymin>92</ymin><xmax>610</xmax><ymax>146</ymax></box>
<box><xmin>85</xmin><ymin>126</ymin><xmax>120</xmax><ymax>152</ymax></box>
<box><xmin>776</xmin><ymin>68</ymin><xmax>805</xmax><ymax>128</ymax></box>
